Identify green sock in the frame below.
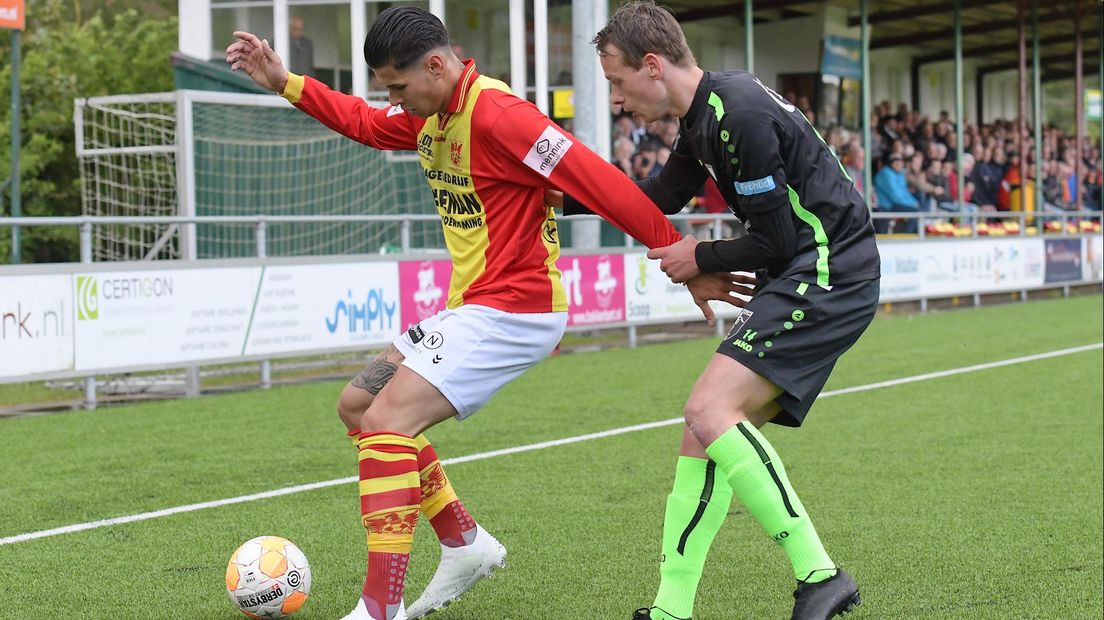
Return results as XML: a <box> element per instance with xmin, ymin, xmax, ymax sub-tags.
<box><xmin>651</xmin><ymin>456</ymin><xmax>734</xmax><ymax>620</ymax></box>
<box><xmin>705</xmin><ymin>422</ymin><xmax>837</xmax><ymax>583</ymax></box>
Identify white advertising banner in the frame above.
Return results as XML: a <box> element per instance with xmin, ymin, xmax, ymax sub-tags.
<box><xmin>879</xmin><ymin>238</ymin><xmax>1045</xmax><ymax>301</ymax></box>
<box><xmin>244</xmin><ymin>263</ymin><xmax>401</xmax><ymax>355</ymax></box>
<box><xmin>0</xmin><ymin>274</ymin><xmax>74</xmax><ymax>378</ymax></box>
<box><xmin>73</xmin><ymin>268</ymin><xmax>262</xmax><ymax>370</ymax></box>
<box><xmin>622</xmin><ymin>253</ymin><xmax>750</xmax><ymax>323</ymax></box>
<box><xmin>1085</xmin><ymin>235</ymin><xmax>1103</xmax><ymax>282</ymax></box>
<box><xmin>3</xmin><ymin>237</ymin><xmax>1092</xmax><ymax>382</ymax></box>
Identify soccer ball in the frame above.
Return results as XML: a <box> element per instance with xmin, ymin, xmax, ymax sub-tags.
<box><xmin>225</xmin><ymin>536</ymin><xmax>312</xmax><ymax>619</ymax></box>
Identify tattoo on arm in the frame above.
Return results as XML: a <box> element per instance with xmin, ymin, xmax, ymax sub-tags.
<box><xmin>352</xmin><ymin>346</ymin><xmax>400</xmax><ymax>395</ymax></box>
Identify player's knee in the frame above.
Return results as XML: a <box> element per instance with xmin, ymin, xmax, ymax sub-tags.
<box><xmin>683</xmin><ymin>394</ymin><xmax>712</xmax><ymax>429</ymax></box>
<box><xmin>684</xmin><ymin>395</ymin><xmax>750</xmax><ymax>443</ymax></box>
<box><xmin>358</xmin><ymin>403</ymin><xmax>391</xmax><ymax>434</ymax></box>
<box><xmin>337</xmin><ymin>385</ymin><xmax>370</xmax><ymax>426</ymax></box>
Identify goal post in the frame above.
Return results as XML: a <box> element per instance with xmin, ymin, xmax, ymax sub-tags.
<box><xmin>75</xmin><ymin>89</ymin><xmax>440</xmax><ymax>261</ymax></box>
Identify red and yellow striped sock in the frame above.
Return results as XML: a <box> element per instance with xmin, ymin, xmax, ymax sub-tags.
<box><xmin>349</xmin><ymin>429</ymin><xmax>476</xmax><ymax>548</ymax></box>
<box><xmin>357</xmin><ymin>432</ymin><xmax>420</xmax><ymax>619</ymax></box>
<box><xmin>415</xmin><ymin>434</ymin><xmax>477</xmax><ymax>547</ymax></box>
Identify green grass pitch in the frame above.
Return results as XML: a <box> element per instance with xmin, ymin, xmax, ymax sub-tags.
<box><xmin>0</xmin><ymin>295</ymin><xmax>1101</xmax><ymax>619</ymax></box>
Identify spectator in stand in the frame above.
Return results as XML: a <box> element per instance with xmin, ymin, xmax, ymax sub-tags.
<box><xmin>613</xmin><ymin>136</ymin><xmax>636</xmax><ymax>176</ymax></box>
<box><xmin>841</xmin><ymin>141</ymin><xmax>873</xmax><ymax>207</ymax></box>
<box><xmin>1084</xmin><ymin>169</ymin><xmax>1101</xmax><ymax>211</ymax></box>
<box><xmin>796</xmin><ymin>95</ymin><xmax>815</xmax><ymax>125</ymax></box>
<box><xmin>874</xmin><ymin>153</ymin><xmax>920</xmax><ymax>233</ymax></box>
<box><xmin>927</xmin><ymin>159</ymin><xmax>955</xmax><ymax>212</ymax></box>
<box><xmin>656</xmin><ymin>144</ymin><xmax>672</xmax><ymax>168</ymax></box>
<box><xmin>879</xmin><ymin>115</ymin><xmax>902</xmax><ymax>145</ymax></box>
<box><xmin>999</xmin><ymin>154</ymin><xmax>1035</xmax><ymax>213</ymax></box>
<box><xmin>288</xmin><ymin>15</ymin><xmax>315</xmax><ymax>77</ymax></box>
<box><xmin>651</xmin><ymin>117</ymin><xmax>680</xmax><ymax>149</ymax></box>
<box><xmin>621</xmin><ymin>113</ymin><xmax>649</xmax><ymax>146</ymax></box>
<box><xmin>1042</xmin><ymin>160</ymin><xmax>1072</xmax><ymax>212</ymax></box>
<box><xmin>946</xmin><ymin>156</ymin><xmax>980</xmax><ymax>212</ymax></box>
<box><xmin>867</xmin><ymin>110</ymin><xmax>883</xmax><ymax>157</ymax></box>
<box><xmin>971</xmin><ymin>146</ymin><xmax>1003</xmax><ymax>210</ymax></box>
<box><xmin>1082</xmin><ymin>146</ymin><xmax>1102</xmax><ymax>209</ymax></box>
<box><xmin>913</xmin><ymin>118</ymin><xmax>934</xmax><ymax>155</ymax></box>
<box><xmin>827</xmin><ymin>127</ymin><xmax>850</xmax><ymax>156</ymax></box>
<box><xmin>938</xmin><ymin>110</ymin><xmax>955</xmax><ymax>131</ymax></box>
<box><xmin>924</xmin><ymin>141</ymin><xmax>941</xmax><ymax>165</ymax></box>
<box><xmin>1061</xmin><ymin>148</ymin><xmax>1083</xmax><ymax>208</ymax></box>
<box><xmin>944</xmin><ymin>132</ymin><xmax>958</xmax><ymax>163</ymax></box>
<box><xmin>613</xmin><ymin>114</ymin><xmax>633</xmax><ymax>141</ymax></box>
<box><xmin>906</xmin><ymin>152</ymin><xmax>943</xmax><ymax>210</ymax></box>
<box><xmin>632</xmin><ymin>140</ymin><xmax>663</xmax><ymax>181</ymax></box>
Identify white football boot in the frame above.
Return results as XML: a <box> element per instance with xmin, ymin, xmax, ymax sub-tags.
<box><xmin>405</xmin><ymin>525</ymin><xmax>507</xmax><ymax>618</ymax></box>
<box><xmin>341</xmin><ymin>596</ymin><xmax>407</xmax><ymax>620</ymax></box>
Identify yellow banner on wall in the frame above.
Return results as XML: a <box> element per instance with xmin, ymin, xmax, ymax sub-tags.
<box><xmin>553</xmin><ymin>89</ymin><xmax>575</xmax><ymax>119</ymax></box>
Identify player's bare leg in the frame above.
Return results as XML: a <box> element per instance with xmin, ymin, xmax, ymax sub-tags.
<box><xmin>339</xmin><ymin>349</ymin><xmax>504</xmax><ymax>619</ymax></box>
<box><xmin>343</xmin><ymin>367</ymin><xmax>457</xmax><ymax>620</ymax></box>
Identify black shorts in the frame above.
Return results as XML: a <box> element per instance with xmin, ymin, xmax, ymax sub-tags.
<box><xmin>718</xmin><ymin>276</ymin><xmax>880</xmax><ymax>427</ymax></box>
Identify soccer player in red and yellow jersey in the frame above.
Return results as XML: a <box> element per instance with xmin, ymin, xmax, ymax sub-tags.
<box><xmin>227</xmin><ymin>7</ymin><xmax>745</xmax><ymax>620</ymax></box>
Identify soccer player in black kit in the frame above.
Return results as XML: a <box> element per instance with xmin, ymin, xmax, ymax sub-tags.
<box><xmin>558</xmin><ymin>2</ymin><xmax>880</xmax><ymax>619</ymax></box>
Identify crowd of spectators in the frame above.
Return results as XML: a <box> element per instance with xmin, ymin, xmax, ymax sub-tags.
<box><xmin>608</xmin><ymin>112</ymin><xmax>735</xmax><ymax>238</ymax></box>
<box><xmin>602</xmin><ymin>98</ymin><xmax>1103</xmax><ymax>237</ymax></box>
<box><xmin>837</xmin><ymin>101</ymin><xmax>1102</xmax><ymax>233</ymax></box>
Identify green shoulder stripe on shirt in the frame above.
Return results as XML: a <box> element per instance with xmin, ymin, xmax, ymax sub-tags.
<box><xmin>787</xmin><ymin>185</ymin><xmax>830</xmax><ymax>288</ymax></box>
<box><xmin>707</xmin><ymin>92</ymin><xmax>725</xmax><ymax>121</ymax></box>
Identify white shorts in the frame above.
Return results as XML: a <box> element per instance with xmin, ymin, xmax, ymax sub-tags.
<box><xmin>394</xmin><ymin>304</ymin><xmax>567</xmax><ymax>419</ymax></box>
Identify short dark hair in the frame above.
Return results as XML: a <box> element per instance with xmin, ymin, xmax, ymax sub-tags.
<box><xmin>593</xmin><ymin>1</ymin><xmax>695</xmax><ymax>70</ymax></box>
<box><xmin>363</xmin><ymin>7</ymin><xmax>450</xmax><ymax>70</ymax></box>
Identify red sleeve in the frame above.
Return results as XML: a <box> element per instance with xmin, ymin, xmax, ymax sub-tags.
<box><xmin>487</xmin><ymin>100</ymin><xmax>682</xmax><ymax>250</ymax></box>
<box><xmin>289</xmin><ymin>75</ymin><xmax>424</xmax><ymax>151</ymax></box>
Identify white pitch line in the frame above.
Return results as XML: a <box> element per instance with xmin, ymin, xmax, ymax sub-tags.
<box><xmin>2</xmin><ymin>342</ymin><xmax>1100</xmax><ymax>547</ymax></box>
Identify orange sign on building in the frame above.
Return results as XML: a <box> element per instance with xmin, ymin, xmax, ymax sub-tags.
<box><xmin>0</xmin><ymin>0</ymin><xmax>25</xmax><ymax>31</ymax></box>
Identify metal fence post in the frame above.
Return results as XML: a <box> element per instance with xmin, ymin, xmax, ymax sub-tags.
<box><xmin>401</xmin><ymin>219</ymin><xmax>411</xmax><ymax>253</ymax></box>
<box><xmin>255</xmin><ymin>219</ymin><xmax>271</xmax><ymax>390</ymax></box>
<box><xmin>80</xmin><ymin>221</ymin><xmax>97</xmax><ymax>409</ymax></box>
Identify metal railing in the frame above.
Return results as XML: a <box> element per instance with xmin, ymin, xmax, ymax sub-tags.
<box><xmin>0</xmin><ymin>214</ymin><xmax>446</xmax><ymax>264</ymax></box>
<box><xmin>867</xmin><ymin>209</ymin><xmax>1103</xmax><ymax>238</ymax></box>
<box><xmin>1</xmin><ymin>211</ymin><xmax>1100</xmax><ymax>266</ymax></box>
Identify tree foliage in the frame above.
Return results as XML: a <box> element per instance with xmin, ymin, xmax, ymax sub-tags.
<box><xmin>0</xmin><ymin>0</ymin><xmax>177</xmax><ymax>263</ymax></box>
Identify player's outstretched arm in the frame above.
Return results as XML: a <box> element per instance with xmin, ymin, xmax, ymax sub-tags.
<box><xmin>229</xmin><ymin>31</ymin><xmax>419</xmax><ymax>151</ymax></box>
<box><xmin>226</xmin><ymin>31</ymin><xmax>289</xmax><ymax>94</ymax></box>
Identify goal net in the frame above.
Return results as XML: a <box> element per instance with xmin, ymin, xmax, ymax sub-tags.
<box><xmin>76</xmin><ymin>90</ymin><xmax>440</xmax><ymax>261</ymax></box>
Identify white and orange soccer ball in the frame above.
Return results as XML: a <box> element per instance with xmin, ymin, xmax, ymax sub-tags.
<box><xmin>225</xmin><ymin>535</ymin><xmax>312</xmax><ymax>619</ymax></box>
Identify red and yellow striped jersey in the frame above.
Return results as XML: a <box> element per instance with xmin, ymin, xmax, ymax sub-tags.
<box><xmin>282</xmin><ymin>61</ymin><xmax>681</xmax><ymax>313</ymax></box>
